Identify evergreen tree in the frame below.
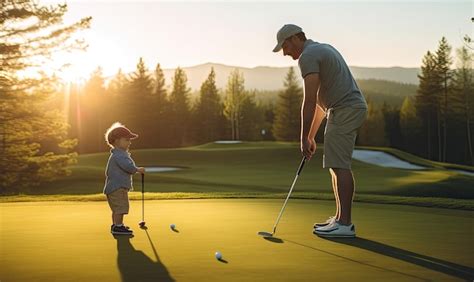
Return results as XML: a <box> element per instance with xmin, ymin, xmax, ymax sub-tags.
<box><xmin>169</xmin><ymin>67</ymin><xmax>191</xmax><ymax>146</ymax></box>
<box><xmin>122</xmin><ymin>57</ymin><xmax>154</xmax><ymax>148</ymax></box>
<box><xmin>435</xmin><ymin>37</ymin><xmax>453</xmax><ymax>161</ymax></box>
<box><xmin>416</xmin><ymin>51</ymin><xmax>442</xmax><ymax>160</ymax></box>
<box><xmin>451</xmin><ymin>46</ymin><xmax>474</xmax><ymax>164</ymax></box>
<box><xmin>108</xmin><ymin>68</ymin><xmax>128</xmax><ymax>97</ymax></box>
<box><xmin>272</xmin><ymin>67</ymin><xmax>303</xmax><ymax>141</ymax></box>
<box><xmin>194</xmin><ymin>68</ymin><xmax>225</xmax><ymax>142</ymax></box>
<box><xmin>81</xmin><ymin>67</ymin><xmax>107</xmax><ymax>153</ymax></box>
<box><xmin>239</xmin><ymin>91</ymin><xmax>266</xmax><ymax>140</ymax></box>
<box><xmin>151</xmin><ymin>63</ymin><xmax>169</xmax><ymax>147</ymax></box>
<box><xmin>223</xmin><ymin>69</ymin><xmax>246</xmax><ymax>140</ymax></box>
<box><xmin>0</xmin><ymin>0</ymin><xmax>90</xmax><ymax>194</ymax></box>
<box><xmin>358</xmin><ymin>99</ymin><xmax>387</xmax><ymax>146</ymax></box>
<box><xmin>399</xmin><ymin>96</ymin><xmax>422</xmax><ymax>153</ymax></box>
<box><xmin>382</xmin><ymin>102</ymin><xmax>402</xmax><ymax>148</ymax></box>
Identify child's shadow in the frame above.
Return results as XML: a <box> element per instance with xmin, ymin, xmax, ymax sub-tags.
<box><xmin>114</xmin><ymin>234</ymin><xmax>175</xmax><ymax>282</ymax></box>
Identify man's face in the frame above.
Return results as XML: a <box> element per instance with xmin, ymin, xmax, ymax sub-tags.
<box><xmin>282</xmin><ymin>36</ymin><xmax>301</xmax><ymax>60</ymax></box>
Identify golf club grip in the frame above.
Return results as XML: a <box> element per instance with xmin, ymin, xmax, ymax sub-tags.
<box><xmin>141</xmin><ymin>173</ymin><xmax>144</xmax><ymax>193</ymax></box>
<box><xmin>297</xmin><ymin>157</ymin><xmax>306</xmax><ymax>175</ymax></box>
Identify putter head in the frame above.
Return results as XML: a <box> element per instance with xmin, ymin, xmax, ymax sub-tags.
<box><xmin>257</xmin><ymin>231</ymin><xmax>273</xmax><ymax>237</ymax></box>
<box><xmin>139</xmin><ymin>221</ymin><xmax>146</xmax><ymax>229</ymax></box>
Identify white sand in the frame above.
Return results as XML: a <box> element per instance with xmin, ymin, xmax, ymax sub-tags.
<box><xmin>352</xmin><ymin>149</ymin><xmax>427</xmax><ymax>170</ymax></box>
<box><xmin>145</xmin><ymin>167</ymin><xmax>182</xmax><ymax>173</ymax></box>
<box><xmin>214</xmin><ymin>140</ymin><xmax>243</xmax><ymax>144</ymax></box>
<box><xmin>352</xmin><ymin>149</ymin><xmax>474</xmax><ymax>177</ymax></box>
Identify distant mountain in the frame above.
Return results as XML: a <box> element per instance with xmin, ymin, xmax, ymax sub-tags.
<box><xmin>161</xmin><ymin>62</ymin><xmax>420</xmax><ymax>91</ymax></box>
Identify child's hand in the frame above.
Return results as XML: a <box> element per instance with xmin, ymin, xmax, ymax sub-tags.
<box><xmin>136</xmin><ymin>167</ymin><xmax>146</xmax><ymax>174</ymax></box>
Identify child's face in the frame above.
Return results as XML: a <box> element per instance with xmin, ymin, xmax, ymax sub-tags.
<box><xmin>114</xmin><ymin>138</ymin><xmax>131</xmax><ymax>150</ymax></box>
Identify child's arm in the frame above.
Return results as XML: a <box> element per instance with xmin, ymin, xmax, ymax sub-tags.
<box><xmin>115</xmin><ymin>154</ymin><xmax>139</xmax><ymax>174</ymax></box>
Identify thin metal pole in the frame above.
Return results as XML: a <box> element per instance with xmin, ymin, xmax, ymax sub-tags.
<box><xmin>271</xmin><ymin>157</ymin><xmax>306</xmax><ymax>234</ymax></box>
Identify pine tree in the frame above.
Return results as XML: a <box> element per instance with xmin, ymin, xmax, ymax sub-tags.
<box><xmin>151</xmin><ymin>63</ymin><xmax>169</xmax><ymax>147</ymax></box>
<box><xmin>122</xmin><ymin>57</ymin><xmax>154</xmax><ymax>148</ymax></box>
<box><xmin>435</xmin><ymin>37</ymin><xmax>453</xmax><ymax>161</ymax></box>
<box><xmin>451</xmin><ymin>46</ymin><xmax>474</xmax><ymax>164</ymax></box>
<box><xmin>153</xmin><ymin>63</ymin><xmax>167</xmax><ymax>108</ymax></box>
<box><xmin>239</xmin><ymin>91</ymin><xmax>266</xmax><ymax>140</ymax></box>
<box><xmin>416</xmin><ymin>51</ymin><xmax>442</xmax><ymax>160</ymax></box>
<box><xmin>169</xmin><ymin>67</ymin><xmax>190</xmax><ymax>146</ymax></box>
<box><xmin>195</xmin><ymin>68</ymin><xmax>224</xmax><ymax>142</ymax></box>
<box><xmin>399</xmin><ymin>96</ymin><xmax>422</xmax><ymax>153</ymax></box>
<box><xmin>224</xmin><ymin>69</ymin><xmax>246</xmax><ymax>140</ymax></box>
<box><xmin>81</xmin><ymin>67</ymin><xmax>107</xmax><ymax>153</ymax></box>
<box><xmin>382</xmin><ymin>102</ymin><xmax>402</xmax><ymax>148</ymax></box>
<box><xmin>272</xmin><ymin>67</ymin><xmax>303</xmax><ymax>141</ymax></box>
<box><xmin>0</xmin><ymin>0</ymin><xmax>90</xmax><ymax>194</ymax></box>
<box><xmin>108</xmin><ymin>68</ymin><xmax>128</xmax><ymax>97</ymax></box>
<box><xmin>358</xmin><ymin>99</ymin><xmax>387</xmax><ymax>146</ymax></box>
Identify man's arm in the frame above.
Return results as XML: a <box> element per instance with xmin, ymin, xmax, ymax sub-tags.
<box><xmin>301</xmin><ymin>73</ymin><xmax>324</xmax><ymax>142</ymax></box>
<box><xmin>309</xmin><ymin>104</ymin><xmax>326</xmax><ymax>140</ymax></box>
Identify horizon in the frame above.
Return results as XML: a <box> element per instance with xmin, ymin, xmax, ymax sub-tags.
<box><xmin>37</xmin><ymin>0</ymin><xmax>471</xmax><ymax>82</ymax></box>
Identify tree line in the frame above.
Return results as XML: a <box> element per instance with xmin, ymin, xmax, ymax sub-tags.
<box><xmin>359</xmin><ymin>37</ymin><xmax>473</xmax><ymax>166</ymax></box>
<box><xmin>1</xmin><ymin>1</ymin><xmax>472</xmax><ymax>195</ymax></box>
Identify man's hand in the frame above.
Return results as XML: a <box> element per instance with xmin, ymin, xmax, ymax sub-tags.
<box><xmin>136</xmin><ymin>167</ymin><xmax>145</xmax><ymax>174</ymax></box>
<box><xmin>301</xmin><ymin>138</ymin><xmax>316</xmax><ymax>159</ymax></box>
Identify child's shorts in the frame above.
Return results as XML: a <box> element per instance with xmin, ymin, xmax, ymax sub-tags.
<box><xmin>107</xmin><ymin>188</ymin><xmax>130</xmax><ymax>214</ymax></box>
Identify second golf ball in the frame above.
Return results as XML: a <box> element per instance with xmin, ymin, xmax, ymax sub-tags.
<box><xmin>170</xmin><ymin>224</ymin><xmax>176</xmax><ymax>230</ymax></box>
<box><xmin>215</xmin><ymin>252</ymin><xmax>222</xmax><ymax>260</ymax></box>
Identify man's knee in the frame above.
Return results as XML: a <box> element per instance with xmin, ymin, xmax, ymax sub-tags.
<box><xmin>329</xmin><ymin>167</ymin><xmax>352</xmax><ymax>176</ymax></box>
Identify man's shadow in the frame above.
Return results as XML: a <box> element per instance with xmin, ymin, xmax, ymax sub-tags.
<box><xmin>319</xmin><ymin>237</ymin><xmax>474</xmax><ymax>281</ymax></box>
<box><xmin>114</xmin><ymin>232</ymin><xmax>175</xmax><ymax>282</ymax></box>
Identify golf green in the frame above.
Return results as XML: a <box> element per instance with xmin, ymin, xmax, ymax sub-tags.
<box><xmin>1</xmin><ymin>199</ymin><xmax>473</xmax><ymax>281</ymax></box>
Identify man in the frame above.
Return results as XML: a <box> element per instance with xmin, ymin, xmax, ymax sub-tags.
<box><xmin>273</xmin><ymin>24</ymin><xmax>367</xmax><ymax>238</ymax></box>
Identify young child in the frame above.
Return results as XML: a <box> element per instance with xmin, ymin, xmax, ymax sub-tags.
<box><xmin>104</xmin><ymin>122</ymin><xmax>145</xmax><ymax>235</ymax></box>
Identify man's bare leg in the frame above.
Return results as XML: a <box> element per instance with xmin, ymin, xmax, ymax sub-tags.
<box><xmin>330</xmin><ymin>168</ymin><xmax>355</xmax><ymax>225</ymax></box>
<box><xmin>330</xmin><ymin>169</ymin><xmax>341</xmax><ymax>219</ymax></box>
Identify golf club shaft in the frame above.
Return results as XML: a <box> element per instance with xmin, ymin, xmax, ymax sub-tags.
<box><xmin>272</xmin><ymin>157</ymin><xmax>306</xmax><ymax>234</ymax></box>
<box><xmin>141</xmin><ymin>173</ymin><xmax>144</xmax><ymax>221</ymax></box>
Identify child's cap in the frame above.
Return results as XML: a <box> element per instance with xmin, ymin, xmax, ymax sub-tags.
<box><xmin>106</xmin><ymin>123</ymin><xmax>138</xmax><ymax>145</ymax></box>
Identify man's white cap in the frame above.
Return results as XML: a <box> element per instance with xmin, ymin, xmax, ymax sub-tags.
<box><xmin>272</xmin><ymin>24</ymin><xmax>303</xmax><ymax>52</ymax></box>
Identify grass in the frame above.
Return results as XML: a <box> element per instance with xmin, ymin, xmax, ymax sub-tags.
<box><xmin>1</xmin><ymin>199</ymin><xmax>473</xmax><ymax>281</ymax></box>
<box><xmin>1</xmin><ymin>192</ymin><xmax>474</xmax><ymax>211</ymax></box>
<box><xmin>2</xmin><ymin>142</ymin><xmax>473</xmax><ymax>209</ymax></box>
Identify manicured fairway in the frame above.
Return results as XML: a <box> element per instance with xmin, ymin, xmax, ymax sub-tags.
<box><xmin>21</xmin><ymin>142</ymin><xmax>473</xmax><ymax>202</ymax></box>
<box><xmin>1</xmin><ymin>199</ymin><xmax>473</xmax><ymax>281</ymax></box>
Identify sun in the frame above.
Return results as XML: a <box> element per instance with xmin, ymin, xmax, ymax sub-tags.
<box><xmin>43</xmin><ymin>30</ymin><xmax>125</xmax><ymax>83</ymax></box>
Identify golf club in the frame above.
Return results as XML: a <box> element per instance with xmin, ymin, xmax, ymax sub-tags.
<box><xmin>258</xmin><ymin>156</ymin><xmax>306</xmax><ymax>238</ymax></box>
<box><xmin>138</xmin><ymin>172</ymin><xmax>146</xmax><ymax>228</ymax></box>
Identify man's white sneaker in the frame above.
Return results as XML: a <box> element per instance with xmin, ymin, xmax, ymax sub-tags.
<box><xmin>313</xmin><ymin>221</ymin><xmax>356</xmax><ymax>238</ymax></box>
<box><xmin>313</xmin><ymin>216</ymin><xmax>336</xmax><ymax>229</ymax></box>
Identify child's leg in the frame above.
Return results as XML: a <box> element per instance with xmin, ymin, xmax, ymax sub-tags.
<box><xmin>113</xmin><ymin>213</ymin><xmax>124</xmax><ymax>225</ymax></box>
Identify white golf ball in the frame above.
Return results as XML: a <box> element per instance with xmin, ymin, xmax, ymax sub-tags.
<box><xmin>170</xmin><ymin>224</ymin><xmax>176</xmax><ymax>230</ymax></box>
<box><xmin>215</xmin><ymin>251</ymin><xmax>222</xmax><ymax>260</ymax></box>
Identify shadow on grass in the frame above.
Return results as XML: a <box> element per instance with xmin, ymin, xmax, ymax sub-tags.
<box><xmin>320</xmin><ymin>237</ymin><xmax>474</xmax><ymax>281</ymax></box>
<box><xmin>284</xmin><ymin>238</ymin><xmax>428</xmax><ymax>281</ymax></box>
<box><xmin>384</xmin><ymin>175</ymin><xmax>474</xmax><ymax>199</ymax></box>
<box><xmin>263</xmin><ymin>236</ymin><xmax>284</xmax><ymax>244</ymax></box>
<box><xmin>114</xmin><ymin>232</ymin><xmax>175</xmax><ymax>282</ymax></box>
<box><xmin>218</xmin><ymin>258</ymin><xmax>229</xmax><ymax>264</ymax></box>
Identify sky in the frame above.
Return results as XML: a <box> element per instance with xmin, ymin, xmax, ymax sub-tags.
<box><xmin>41</xmin><ymin>0</ymin><xmax>473</xmax><ymax>81</ymax></box>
